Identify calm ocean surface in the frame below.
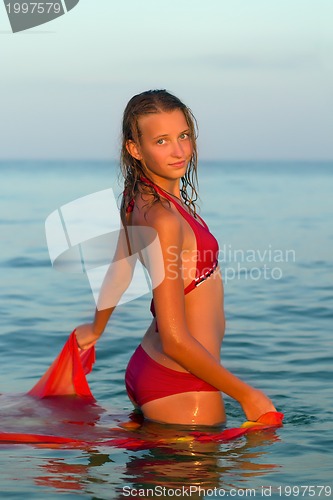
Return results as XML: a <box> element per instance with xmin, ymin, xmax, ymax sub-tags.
<box><xmin>0</xmin><ymin>160</ymin><xmax>332</xmax><ymax>499</ymax></box>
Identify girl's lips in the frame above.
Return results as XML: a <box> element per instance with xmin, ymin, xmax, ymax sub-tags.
<box><xmin>169</xmin><ymin>161</ymin><xmax>185</xmax><ymax>167</ymax></box>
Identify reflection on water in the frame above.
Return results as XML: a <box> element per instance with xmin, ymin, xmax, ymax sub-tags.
<box><xmin>0</xmin><ymin>394</ymin><xmax>282</xmax><ymax>498</ymax></box>
<box><xmin>31</xmin><ymin>429</ymin><xmax>282</xmax><ymax>498</ymax></box>
<box><xmin>119</xmin><ymin>425</ymin><xmax>281</xmax><ymax>492</ymax></box>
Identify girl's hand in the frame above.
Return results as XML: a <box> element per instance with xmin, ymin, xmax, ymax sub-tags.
<box><xmin>240</xmin><ymin>387</ymin><xmax>277</xmax><ymax>422</ymax></box>
<box><xmin>75</xmin><ymin>323</ymin><xmax>102</xmax><ymax>350</ymax></box>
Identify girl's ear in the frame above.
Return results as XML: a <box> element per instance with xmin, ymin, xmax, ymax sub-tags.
<box><xmin>126</xmin><ymin>140</ymin><xmax>142</xmax><ymax>161</ymax></box>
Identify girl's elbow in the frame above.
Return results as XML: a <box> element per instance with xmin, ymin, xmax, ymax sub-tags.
<box><xmin>161</xmin><ymin>333</ymin><xmax>188</xmax><ymax>361</ymax></box>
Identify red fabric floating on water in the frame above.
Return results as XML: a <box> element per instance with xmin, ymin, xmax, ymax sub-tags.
<box><xmin>28</xmin><ymin>330</ymin><xmax>95</xmax><ymax>399</ymax></box>
<box><xmin>256</xmin><ymin>411</ymin><xmax>284</xmax><ymax>425</ymax></box>
<box><xmin>0</xmin><ymin>433</ymin><xmax>81</xmax><ymax>445</ymax></box>
<box><xmin>0</xmin><ymin>412</ymin><xmax>284</xmax><ymax>449</ymax></box>
<box><xmin>191</xmin><ymin>412</ymin><xmax>284</xmax><ymax>443</ymax></box>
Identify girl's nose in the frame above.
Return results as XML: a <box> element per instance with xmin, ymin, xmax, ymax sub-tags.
<box><xmin>171</xmin><ymin>139</ymin><xmax>184</xmax><ymax>157</ymax></box>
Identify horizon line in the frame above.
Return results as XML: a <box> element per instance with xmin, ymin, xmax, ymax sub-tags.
<box><xmin>1</xmin><ymin>158</ymin><xmax>333</xmax><ymax>163</ymax></box>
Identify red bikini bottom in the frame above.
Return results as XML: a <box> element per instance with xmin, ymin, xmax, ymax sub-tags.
<box><xmin>125</xmin><ymin>345</ymin><xmax>219</xmax><ymax>408</ymax></box>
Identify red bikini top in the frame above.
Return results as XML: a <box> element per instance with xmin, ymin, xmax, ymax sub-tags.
<box><xmin>125</xmin><ymin>176</ymin><xmax>219</xmax><ymax>325</ymax></box>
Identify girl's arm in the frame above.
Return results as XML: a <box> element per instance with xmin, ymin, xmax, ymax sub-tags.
<box><xmin>75</xmin><ymin>307</ymin><xmax>116</xmax><ymax>350</ymax></box>
<box><xmin>75</xmin><ymin>218</ymin><xmax>137</xmax><ymax>349</ymax></box>
<box><xmin>145</xmin><ymin>208</ymin><xmax>276</xmax><ymax>421</ymax></box>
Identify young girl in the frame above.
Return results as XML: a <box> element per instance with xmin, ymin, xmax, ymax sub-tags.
<box><xmin>75</xmin><ymin>89</ymin><xmax>276</xmax><ymax>426</ymax></box>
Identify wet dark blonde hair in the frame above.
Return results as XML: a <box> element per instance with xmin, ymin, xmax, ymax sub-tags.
<box><xmin>119</xmin><ymin>89</ymin><xmax>199</xmax><ymax>223</ymax></box>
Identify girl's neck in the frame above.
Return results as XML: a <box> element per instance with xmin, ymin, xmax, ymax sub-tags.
<box><xmin>141</xmin><ymin>175</ymin><xmax>181</xmax><ymax>200</ymax></box>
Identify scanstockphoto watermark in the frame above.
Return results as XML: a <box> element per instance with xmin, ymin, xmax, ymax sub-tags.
<box><xmin>122</xmin><ymin>484</ymin><xmax>332</xmax><ymax>497</ymax></box>
<box><xmin>3</xmin><ymin>0</ymin><xmax>80</xmax><ymax>33</ymax></box>
<box><xmin>219</xmin><ymin>243</ymin><xmax>296</xmax><ymax>283</ymax></box>
<box><xmin>122</xmin><ymin>485</ymin><xmax>257</xmax><ymax>497</ymax></box>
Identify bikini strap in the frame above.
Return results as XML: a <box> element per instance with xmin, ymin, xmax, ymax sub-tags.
<box><xmin>123</xmin><ymin>188</ymin><xmax>135</xmax><ymax>214</ymax></box>
<box><xmin>139</xmin><ymin>176</ymin><xmax>204</xmax><ymax>225</ymax></box>
<box><xmin>194</xmin><ymin>212</ymin><xmax>208</xmax><ymax>230</ymax></box>
<box><xmin>125</xmin><ymin>177</ymin><xmax>203</xmax><ymax>220</ymax></box>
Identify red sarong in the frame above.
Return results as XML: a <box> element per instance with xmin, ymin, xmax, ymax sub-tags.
<box><xmin>28</xmin><ymin>330</ymin><xmax>95</xmax><ymax>399</ymax></box>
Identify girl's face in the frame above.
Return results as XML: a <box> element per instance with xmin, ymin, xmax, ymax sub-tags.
<box><xmin>127</xmin><ymin>109</ymin><xmax>193</xmax><ymax>182</ymax></box>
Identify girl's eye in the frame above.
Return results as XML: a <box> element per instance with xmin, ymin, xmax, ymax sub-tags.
<box><xmin>157</xmin><ymin>138</ymin><xmax>166</xmax><ymax>145</ymax></box>
<box><xmin>180</xmin><ymin>133</ymin><xmax>190</xmax><ymax>140</ymax></box>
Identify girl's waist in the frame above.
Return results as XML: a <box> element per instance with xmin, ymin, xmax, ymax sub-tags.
<box><xmin>141</xmin><ymin>323</ymin><xmax>223</xmax><ymax>373</ymax></box>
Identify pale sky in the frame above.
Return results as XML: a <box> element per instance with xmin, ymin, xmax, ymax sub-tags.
<box><xmin>1</xmin><ymin>0</ymin><xmax>332</xmax><ymax>160</ymax></box>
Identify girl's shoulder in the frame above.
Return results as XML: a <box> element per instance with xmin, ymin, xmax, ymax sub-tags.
<box><xmin>126</xmin><ymin>188</ymin><xmax>184</xmax><ymax>258</ymax></box>
<box><xmin>132</xmin><ymin>188</ymin><xmax>179</xmax><ymax>229</ymax></box>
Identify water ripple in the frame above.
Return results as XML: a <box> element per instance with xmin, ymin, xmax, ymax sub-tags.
<box><xmin>3</xmin><ymin>257</ymin><xmax>50</xmax><ymax>268</ymax></box>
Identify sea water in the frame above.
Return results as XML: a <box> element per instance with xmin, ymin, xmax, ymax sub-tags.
<box><xmin>0</xmin><ymin>160</ymin><xmax>332</xmax><ymax>499</ymax></box>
